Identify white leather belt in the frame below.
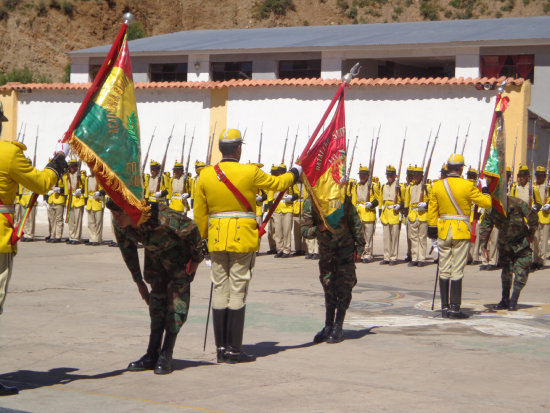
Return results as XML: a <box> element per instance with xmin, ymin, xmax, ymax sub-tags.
<box><xmin>440</xmin><ymin>214</ymin><xmax>469</xmax><ymax>222</ymax></box>
<box><xmin>209</xmin><ymin>211</ymin><xmax>256</xmax><ymax>219</ymax></box>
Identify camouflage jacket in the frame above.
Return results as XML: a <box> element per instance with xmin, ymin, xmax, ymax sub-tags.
<box><xmin>300</xmin><ymin>196</ymin><xmax>365</xmax><ymax>253</ymax></box>
<box><xmin>480</xmin><ymin>196</ymin><xmax>538</xmax><ymax>253</ymax></box>
<box><xmin>113</xmin><ymin>204</ymin><xmax>204</xmax><ymax>283</ymax></box>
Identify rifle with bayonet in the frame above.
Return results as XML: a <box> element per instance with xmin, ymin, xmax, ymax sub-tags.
<box><xmin>180</xmin><ymin>124</ymin><xmax>187</xmax><ymax>163</ymax></box>
<box><xmin>182</xmin><ymin>127</ymin><xmax>195</xmax><ymax>195</ymax></box>
<box><xmin>453</xmin><ymin>125</ymin><xmax>460</xmax><ymax>153</ymax></box>
<box><xmin>16</xmin><ymin>123</ymin><xmax>24</xmax><ymax>142</ymax></box>
<box><xmin>257</xmin><ymin>122</ymin><xmax>263</xmax><ymax>164</ymax></box>
<box><xmin>394</xmin><ymin>130</ymin><xmax>406</xmax><ymax>208</ymax></box>
<box><xmin>206</xmin><ymin>122</ymin><xmax>217</xmax><ymax>165</ymax></box>
<box><xmin>348</xmin><ymin>134</ymin><xmax>358</xmax><ymax>181</ymax></box>
<box><xmin>420</xmin><ymin>123</ymin><xmax>440</xmax><ymax>203</ymax></box>
<box><xmin>32</xmin><ymin>126</ymin><xmax>39</xmax><ymax>167</ymax></box>
<box><xmin>509</xmin><ymin>130</ymin><xmax>518</xmax><ymax>192</ymax></box>
<box><xmin>19</xmin><ymin>123</ymin><xmax>27</xmax><ymax>144</ymax></box>
<box><xmin>529</xmin><ymin>120</ymin><xmax>536</xmax><ymax>207</ymax></box>
<box><xmin>461</xmin><ymin>121</ymin><xmax>470</xmax><ymax>155</ymax></box>
<box><xmin>366</xmin><ymin>126</ymin><xmax>380</xmax><ymax>203</ymax></box>
<box><xmin>141</xmin><ymin>126</ymin><xmax>156</xmax><ymax>173</ymax></box>
<box><xmin>289</xmin><ymin>125</ymin><xmax>299</xmax><ymax>166</ymax></box>
<box><xmin>280</xmin><ymin>126</ymin><xmax>290</xmax><ymax>165</ymax></box>
<box><xmin>421</xmin><ymin>129</ymin><xmax>432</xmax><ymax>170</ymax></box>
<box><xmin>157</xmin><ymin>124</ymin><xmax>174</xmax><ymax>192</ymax></box>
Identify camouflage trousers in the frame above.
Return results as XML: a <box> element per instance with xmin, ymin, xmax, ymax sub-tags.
<box><xmin>499</xmin><ymin>246</ymin><xmax>531</xmax><ymax>295</ymax></box>
<box><xmin>318</xmin><ymin>240</ymin><xmax>357</xmax><ymax>313</ymax></box>
<box><xmin>144</xmin><ymin>250</ymin><xmax>192</xmax><ymax>334</ymax></box>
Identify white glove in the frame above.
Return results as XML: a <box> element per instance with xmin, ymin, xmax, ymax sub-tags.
<box><xmin>431</xmin><ymin>239</ymin><xmax>439</xmax><ymax>255</ymax></box>
<box><xmin>48</xmin><ymin>190</ymin><xmax>54</xmax><ymax>196</ymax></box>
<box><xmin>365</xmin><ymin>202</ymin><xmax>373</xmax><ymax>209</ymax></box>
<box><xmin>418</xmin><ymin>202</ymin><xmax>428</xmax><ymax>210</ymax></box>
<box><xmin>283</xmin><ymin>194</ymin><xmax>293</xmax><ymax>203</ymax></box>
<box><xmin>74</xmin><ymin>189</ymin><xmax>82</xmax><ymax>196</ymax></box>
<box><xmin>256</xmin><ymin>194</ymin><xmax>263</xmax><ymax>202</ymax></box>
<box><xmin>53</xmin><ymin>187</ymin><xmax>61</xmax><ymax>194</ymax></box>
<box><xmin>181</xmin><ymin>193</ymin><xmax>190</xmax><ymax>200</ymax></box>
<box><xmin>543</xmin><ymin>204</ymin><xmax>550</xmax><ymax>211</ymax></box>
<box><xmin>55</xmin><ymin>141</ymin><xmax>70</xmax><ymax>157</ymax></box>
<box><xmin>291</xmin><ymin>164</ymin><xmax>303</xmax><ymax>176</ymax></box>
<box><xmin>386</xmin><ymin>205</ymin><xmax>394</xmax><ymax>210</ymax></box>
<box><xmin>94</xmin><ymin>191</ymin><xmax>101</xmax><ymax>197</ymax></box>
<box><xmin>478</xmin><ymin>178</ymin><xmax>488</xmax><ymax>188</ymax></box>
<box><xmin>154</xmin><ymin>191</ymin><xmax>163</xmax><ymax>198</ymax></box>
<box><xmin>393</xmin><ymin>204</ymin><xmax>401</xmax><ymax>211</ymax></box>
<box><xmin>532</xmin><ymin>204</ymin><xmax>540</xmax><ymax>212</ymax></box>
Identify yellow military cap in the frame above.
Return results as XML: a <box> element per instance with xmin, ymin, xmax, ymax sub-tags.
<box><xmin>150</xmin><ymin>160</ymin><xmax>160</xmax><ymax>168</ymax></box>
<box><xmin>468</xmin><ymin>166</ymin><xmax>478</xmax><ymax>174</ymax></box>
<box><xmin>506</xmin><ymin>166</ymin><xmax>512</xmax><ymax>172</ymax></box>
<box><xmin>517</xmin><ymin>165</ymin><xmax>529</xmax><ymax>175</ymax></box>
<box><xmin>219</xmin><ymin>128</ymin><xmax>243</xmax><ymax>143</ymax></box>
<box><xmin>270</xmin><ymin>164</ymin><xmax>279</xmax><ymax>173</ymax></box>
<box><xmin>359</xmin><ymin>164</ymin><xmax>369</xmax><ymax>173</ymax></box>
<box><xmin>173</xmin><ymin>162</ymin><xmax>183</xmax><ymax>169</ymax></box>
<box><xmin>68</xmin><ymin>159</ymin><xmax>79</xmax><ymax>165</ymax></box>
<box><xmin>195</xmin><ymin>160</ymin><xmax>206</xmax><ymax>170</ymax></box>
<box><xmin>406</xmin><ymin>165</ymin><xmax>414</xmax><ymax>173</ymax></box>
<box><xmin>535</xmin><ymin>165</ymin><xmax>547</xmax><ymax>175</ymax></box>
<box><xmin>413</xmin><ymin>166</ymin><xmax>423</xmax><ymax>173</ymax></box>
<box><xmin>447</xmin><ymin>153</ymin><xmax>464</xmax><ymax>166</ymax></box>
<box><xmin>278</xmin><ymin>164</ymin><xmax>287</xmax><ymax>172</ymax></box>
<box><xmin>386</xmin><ymin>165</ymin><xmax>396</xmax><ymax>174</ymax></box>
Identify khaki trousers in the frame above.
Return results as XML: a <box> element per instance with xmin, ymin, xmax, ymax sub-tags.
<box><xmin>273</xmin><ymin>212</ymin><xmax>293</xmax><ymax>254</ymax></box>
<box><xmin>408</xmin><ymin>219</ymin><xmax>427</xmax><ymax>262</ymax></box>
<box><xmin>267</xmin><ymin>217</ymin><xmax>276</xmax><ymax>251</ymax></box>
<box><xmin>210</xmin><ymin>251</ymin><xmax>255</xmax><ymax>310</ymax></box>
<box><xmin>87</xmin><ymin>209</ymin><xmax>104</xmax><ymax>243</ymax></box>
<box><xmin>405</xmin><ymin>219</ymin><xmax>411</xmax><ymax>258</ymax></box>
<box><xmin>469</xmin><ymin>224</ymin><xmax>480</xmax><ymax>262</ymax></box>
<box><xmin>14</xmin><ymin>204</ymin><xmax>23</xmax><ymax>225</ymax></box>
<box><xmin>68</xmin><ymin>206</ymin><xmax>84</xmax><ymax>241</ymax></box>
<box><xmin>534</xmin><ymin>223</ymin><xmax>548</xmax><ymax>265</ymax></box>
<box><xmin>361</xmin><ymin>221</ymin><xmax>375</xmax><ymax>259</ymax></box>
<box><xmin>293</xmin><ymin>214</ymin><xmax>306</xmax><ymax>252</ymax></box>
<box><xmin>306</xmin><ymin>237</ymin><xmax>318</xmax><ymax>254</ymax></box>
<box><xmin>0</xmin><ymin>253</ymin><xmax>14</xmax><ymax>315</ymax></box>
<box><xmin>482</xmin><ymin>227</ymin><xmax>499</xmax><ymax>266</ymax></box>
<box><xmin>383</xmin><ymin>224</ymin><xmax>400</xmax><ymax>261</ymax></box>
<box><xmin>48</xmin><ymin>204</ymin><xmax>65</xmax><ymax>239</ymax></box>
<box><xmin>23</xmin><ymin>206</ymin><xmax>36</xmax><ymax>239</ymax></box>
<box><xmin>438</xmin><ymin>229</ymin><xmax>469</xmax><ymax>281</ymax></box>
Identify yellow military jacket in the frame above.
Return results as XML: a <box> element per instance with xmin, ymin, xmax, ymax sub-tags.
<box><xmin>509</xmin><ymin>183</ymin><xmax>538</xmax><ymax>206</ymax></box>
<box><xmin>256</xmin><ymin>189</ymin><xmax>266</xmax><ymax>217</ymax></box>
<box><xmin>292</xmin><ymin>183</ymin><xmax>306</xmax><ymax>215</ymax></box>
<box><xmin>534</xmin><ymin>183</ymin><xmax>550</xmax><ymax>224</ymax></box>
<box><xmin>18</xmin><ymin>184</ymin><xmax>33</xmax><ymax>207</ymax></box>
<box><xmin>405</xmin><ymin>182</ymin><xmax>431</xmax><ymax>223</ymax></box>
<box><xmin>85</xmin><ymin>176</ymin><xmax>105</xmax><ymax>211</ymax></box>
<box><xmin>143</xmin><ymin>173</ymin><xmax>168</xmax><ymax>203</ymax></box>
<box><xmin>378</xmin><ymin>181</ymin><xmax>402</xmax><ymax>225</ymax></box>
<box><xmin>355</xmin><ymin>181</ymin><xmax>380</xmax><ymax>222</ymax></box>
<box><xmin>48</xmin><ymin>176</ymin><xmax>66</xmax><ymax>205</ymax></box>
<box><xmin>189</xmin><ymin>175</ymin><xmax>197</xmax><ymax>203</ymax></box>
<box><xmin>64</xmin><ymin>171</ymin><xmax>86</xmax><ymax>208</ymax></box>
<box><xmin>167</xmin><ymin>175</ymin><xmax>190</xmax><ymax>213</ymax></box>
<box><xmin>0</xmin><ymin>141</ymin><xmax>58</xmax><ymax>253</ymax></box>
<box><xmin>274</xmin><ymin>184</ymin><xmax>295</xmax><ymax>214</ymax></box>
<box><xmin>428</xmin><ymin>175</ymin><xmax>491</xmax><ymax>240</ymax></box>
<box><xmin>194</xmin><ymin>160</ymin><xmax>295</xmax><ymax>253</ymax></box>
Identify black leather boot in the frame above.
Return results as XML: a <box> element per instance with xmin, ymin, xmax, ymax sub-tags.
<box><xmin>494</xmin><ymin>284</ymin><xmax>511</xmax><ymax>310</ymax></box>
<box><xmin>226</xmin><ymin>307</ymin><xmax>256</xmax><ymax>363</ymax></box>
<box><xmin>313</xmin><ymin>306</ymin><xmax>335</xmax><ymax>343</ymax></box>
<box><xmin>154</xmin><ymin>331</ymin><xmax>178</xmax><ymax>374</ymax></box>
<box><xmin>212</xmin><ymin>308</ymin><xmax>228</xmax><ymax>363</ymax></box>
<box><xmin>448</xmin><ymin>279</ymin><xmax>469</xmax><ymax>319</ymax></box>
<box><xmin>327</xmin><ymin>308</ymin><xmax>346</xmax><ymax>344</ymax></box>
<box><xmin>508</xmin><ymin>289</ymin><xmax>521</xmax><ymax>311</ymax></box>
<box><xmin>439</xmin><ymin>278</ymin><xmax>450</xmax><ymax>318</ymax></box>
<box><xmin>127</xmin><ymin>331</ymin><xmax>163</xmax><ymax>371</ymax></box>
<box><xmin>0</xmin><ymin>383</ymin><xmax>18</xmax><ymax>396</ymax></box>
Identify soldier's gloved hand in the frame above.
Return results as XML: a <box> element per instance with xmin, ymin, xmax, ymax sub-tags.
<box><xmin>154</xmin><ymin>191</ymin><xmax>163</xmax><ymax>198</ymax></box>
<box><xmin>256</xmin><ymin>194</ymin><xmax>263</xmax><ymax>202</ymax></box>
<box><xmin>290</xmin><ymin>164</ymin><xmax>303</xmax><ymax>183</ymax></box>
<box><xmin>55</xmin><ymin>141</ymin><xmax>70</xmax><ymax>157</ymax></box>
<box><xmin>283</xmin><ymin>194</ymin><xmax>293</xmax><ymax>203</ymax></box>
<box><xmin>48</xmin><ymin>190</ymin><xmax>54</xmax><ymax>196</ymax></box>
<box><xmin>386</xmin><ymin>204</ymin><xmax>394</xmax><ymax>210</ymax></box>
<box><xmin>542</xmin><ymin>203</ymin><xmax>550</xmax><ymax>211</ymax></box>
<box><xmin>532</xmin><ymin>203</ymin><xmax>542</xmax><ymax>212</ymax></box>
<box><xmin>94</xmin><ymin>191</ymin><xmax>101</xmax><ymax>197</ymax></box>
<box><xmin>428</xmin><ymin>226</ymin><xmax>438</xmax><ymax>240</ymax></box>
<box><xmin>365</xmin><ymin>202</ymin><xmax>373</xmax><ymax>209</ymax></box>
<box><xmin>181</xmin><ymin>193</ymin><xmax>190</xmax><ymax>200</ymax></box>
<box><xmin>136</xmin><ymin>280</ymin><xmax>149</xmax><ymax>305</ymax></box>
<box><xmin>393</xmin><ymin>204</ymin><xmax>401</xmax><ymax>211</ymax></box>
<box><xmin>478</xmin><ymin>178</ymin><xmax>489</xmax><ymax>193</ymax></box>
<box><xmin>418</xmin><ymin>202</ymin><xmax>428</xmax><ymax>211</ymax></box>
<box><xmin>53</xmin><ymin>186</ymin><xmax>61</xmax><ymax>194</ymax></box>
<box><xmin>431</xmin><ymin>239</ymin><xmax>439</xmax><ymax>256</ymax></box>
<box><xmin>74</xmin><ymin>188</ymin><xmax>83</xmax><ymax>196</ymax></box>
<box><xmin>46</xmin><ymin>153</ymin><xmax>69</xmax><ymax>178</ymax></box>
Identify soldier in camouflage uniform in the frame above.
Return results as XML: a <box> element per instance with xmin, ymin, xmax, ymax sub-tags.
<box><xmin>108</xmin><ymin>200</ymin><xmax>203</xmax><ymax>374</ymax></box>
<box><xmin>301</xmin><ymin>196</ymin><xmax>364</xmax><ymax>344</ymax></box>
<box><xmin>480</xmin><ymin>195</ymin><xmax>538</xmax><ymax>311</ymax></box>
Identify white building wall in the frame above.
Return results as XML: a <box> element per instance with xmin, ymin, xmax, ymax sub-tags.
<box><xmin>227</xmin><ymin>85</ymin><xmax>496</xmax><ymax>180</ymax></box>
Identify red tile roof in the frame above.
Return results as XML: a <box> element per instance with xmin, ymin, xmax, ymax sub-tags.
<box><xmin>0</xmin><ymin>76</ymin><xmax>523</xmax><ymax>91</ymax></box>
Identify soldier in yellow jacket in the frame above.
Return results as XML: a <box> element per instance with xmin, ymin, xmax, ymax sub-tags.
<box><xmin>292</xmin><ymin>181</ymin><xmax>307</xmax><ymax>256</ymax></box>
<box><xmin>143</xmin><ymin>161</ymin><xmax>168</xmax><ymax>204</ymax></box>
<box><xmin>65</xmin><ymin>160</ymin><xmax>86</xmax><ymax>244</ymax></box>
<box><xmin>405</xmin><ymin>166</ymin><xmax>430</xmax><ymax>267</ymax></box>
<box><xmin>355</xmin><ymin>165</ymin><xmax>379</xmax><ymax>263</ymax></box>
<box><xmin>533</xmin><ymin>166</ymin><xmax>549</xmax><ymax>269</ymax></box>
<box><xmin>17</xmin><ymin>158</ymin><xmax>37</xmax><ymax>242</ymax></box>
<box><xmin>404</xmin><ymin>166</ymin><xmax>414</xmax><ymax>262</ymax></box>
<box><xmin>272</xmin><ymin>164</ymin><xmax>296</xmax><ymax>258</ymax></box>
<box><xmin>85</xmin><ymin>171</ymin><xmax>105</xmax><ymax>245</ymax></box>
<box><xmin>265</xmin><ymin>164</ymin><xmax>280</xmax><ymax>254</ymax></box>
<box><xmin>46</xmin><ymin>172</ymin><xmax>67</xmax><ymax>243</ymax></box>
<box><xmin>167</xmin><ymin>162</ymin><xmax>190</xmax><ymax>214</ymax></box>
<box><xmin>194</xmin><ymin>129</ymin><xmax>301</xmax><ymax>363</ymax></box>
<box><xmin>189</xmin><ymin>160</ymin><xmax>205</xmax><ymax>209</ymax></box>
<box><xmin>0</xmin><ymin>103</ymin><xmax>68</xmax><ymax>395</ymax></box>
<box><xmin>428</xmin><ymin>154</ymin><xmax>491</xmax><ymax>319</ymax></box>
<box><xmin>379</xmin><ymin>165</ymin><xmax>403</xmax><ymax>265</ymax></box>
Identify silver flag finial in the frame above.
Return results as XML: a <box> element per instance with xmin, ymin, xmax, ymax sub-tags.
<box><xmin>343</xmin><ymin>62</ymin><xmax>361</xmax><ymax>84</ymax></box>
<box><xmin>497</xmin><ymin>78</ymin><xmax>509</xmax><ymax>94</ymax></box>
<box><xmin>123</xmin><ymin>12</ymin><xmax>135</xmax><ymax>25</ymax></box>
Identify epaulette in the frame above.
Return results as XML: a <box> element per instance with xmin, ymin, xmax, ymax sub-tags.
<box><xmin>11</xmin><ymin>141</ymin><xmax>27</xmax><ymax>151</ymax></box>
